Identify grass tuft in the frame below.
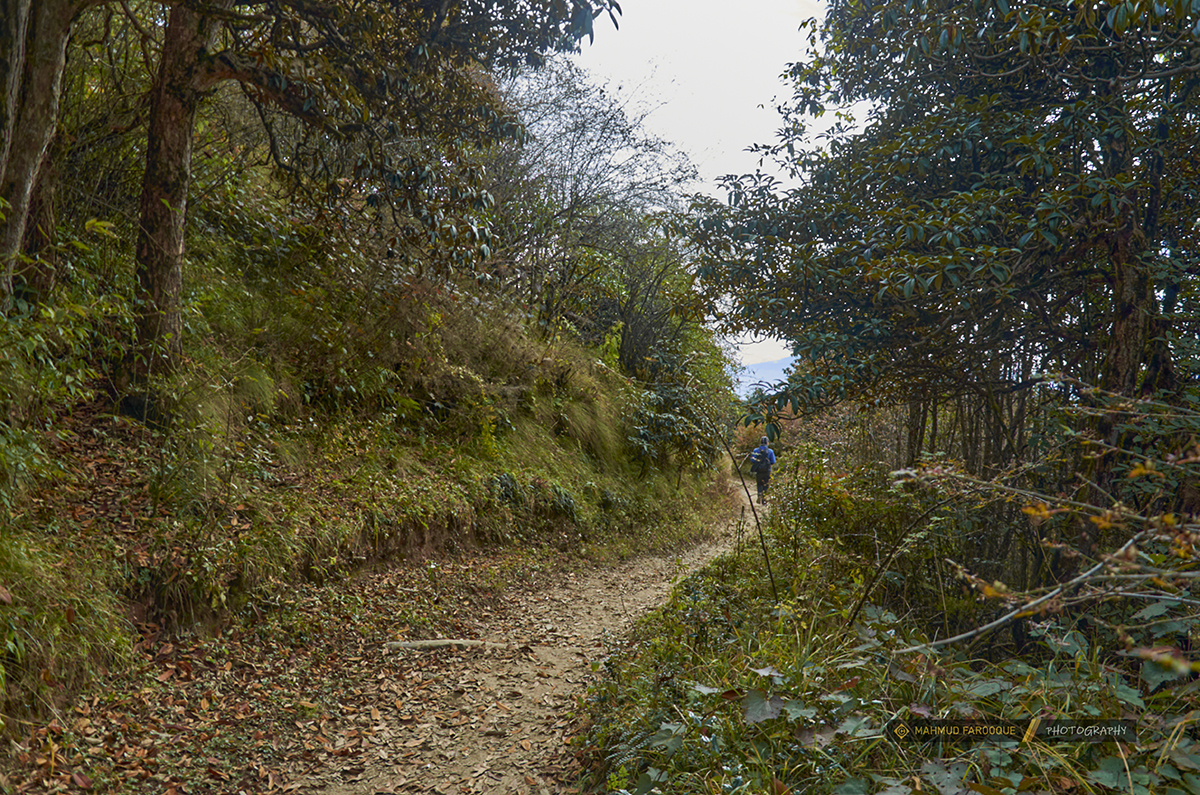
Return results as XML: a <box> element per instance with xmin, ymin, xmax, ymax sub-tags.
<box><xmin>0</xmin><ymin>532</ymin><xmax>130</xmax><ymax>733</ymax></box>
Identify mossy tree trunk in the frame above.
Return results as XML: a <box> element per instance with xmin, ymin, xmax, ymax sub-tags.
<box><xmin>132</xmin><ymin>3</ymin><xmax>223</xmax><ymax>378</ymax></box>
<box><xmin>0</xmin><ymin>0</ymin><xmax>81</xmax><ymax>312</ymax></box>
<box><xmin>0</xmin><ymin>0</ymin><xmax>32</xmax><ymax>182</ymax></box>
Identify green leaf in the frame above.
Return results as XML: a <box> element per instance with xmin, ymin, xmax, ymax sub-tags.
<box><xmin>959</xmin><ymin>679</ymin><xmax>1009</xmax><ymax>697</ymax></box>
<box><xmin>1113</xmin><ymin>678</ymin><xmax>1145</xmax><ymax>709</ymax></box>
<box><xmin>742</xmin><ymin>689</ymin><xmax>785</xmax><ymax>723</ymax></box>
<box><xmin>1142</xmin><ymin>659</ymin><xmax>1187</xmax><ymax>692</ymax></box>
<box><xmin>783</xmin><ymin>699</ymin><xmax>817</xmax><ymax>720</ymax></box>
<box><xmin>1131</xmin><ymin>602</ymin><xmax>1173</xmax><ymax>620</ymax></box>
<box><xmin>1169</xmin><ymin>749</ymin><xmax>1200</xmax><ymax>772</ymax></box>
<box><xmin>833</xmin><ymin>778</ymin><xmax>870</xmax><ymax>795</ymax></box>
<box><xmin>837</xmin><ymin>714</ymin><xmax>876</xmax><ymax>737</ymax></box>
<box><xmin>633</xmin><ymin>767</ymin><xmax>667</xmax><ymax>795</ymax></box>
<box><xmin>1088</xmin><ymin>757</ymin><xmax>1127</xmax><ymax>789</ymax></box>
<box><xmin>921</xmin><ymin>761</ymin><xmax>970</xmax><ymax>795</ymax></box>
<box><xmin>649</xmin><ymin>723</ymin><xmax>684</xmax><ymax>754</ymax></box>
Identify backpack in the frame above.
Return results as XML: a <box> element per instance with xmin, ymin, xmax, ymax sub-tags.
<box><xmin>749</xmin><ymin>448</ymin><xmax>767</xmax><ymax>473</ymax></box>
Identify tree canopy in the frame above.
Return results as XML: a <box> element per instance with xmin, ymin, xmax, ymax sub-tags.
<box><xmin>1</xmin><ymin>0</ymin><xmax>622</xmax><ymax>372</ymax></box>
<box><xmin>690</xmin><ymin>0</ymin><xmax>1200</xmax><ymax>415</ymax></box>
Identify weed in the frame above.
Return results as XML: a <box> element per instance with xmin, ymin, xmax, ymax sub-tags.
<box><xmin>0</xmin><ymin>531</ymin><xmax>130</xmax><ymax>732</ymax></box>
<box><xmin>582</xmin><ymin>445</ymin><xmax>1200</xmax><ymax>795</ymax></box>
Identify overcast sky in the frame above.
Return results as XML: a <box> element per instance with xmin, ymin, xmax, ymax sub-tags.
<box><xmin>571</xmin><ymin>0</ymin><xmax>824</xmax><ymax>364</ymax></box>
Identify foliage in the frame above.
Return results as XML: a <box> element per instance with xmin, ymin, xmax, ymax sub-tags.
<box><xmin>622</xmin><ymin>327</ymin><xmax>738</xmax><ymax>477</ymax></box>
<box><xmin>688</xmin><ymin>0</ymin><xmax>1200</xmax><ymax>414</ymax></box>
<box><xmin>0</xmin><ymin>291</ymin><xmax>130</xmax><ymax>512</ymax></box>
<box><xmin>0</xmin><ymin>531</ymin><xmax>130</xmax><ymax>735</ymax></box>
<box><xmin>484</xmin><ymin>58</ymin><xmax>695</xmax><ymax>324</ymax></box>
<box><xmin>583</xmin><ymin>437</ymin><xmax>1200</xmax><ymax>795</ymax></box>
<box><xmin>181</xmin><ymin>0</ymin><xmax>621</xmax><ymax>282</ymax></box>
<box><xmin>897</xmin><ymin>376</ymin><xmax>1200</xmax><ymax>620</ymax></box>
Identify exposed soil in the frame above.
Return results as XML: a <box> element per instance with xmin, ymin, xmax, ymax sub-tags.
<box><xmin>302</xmin><ymin>496</ymin><xmax>750</xmax><ymax>795</ymax></box>
<box><xmin>1</xmin><ymin>489</ymin><xmax>757</xmax><ymax>795</ymax></box>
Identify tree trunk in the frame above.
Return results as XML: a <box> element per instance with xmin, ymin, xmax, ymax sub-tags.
<box><xmin>133</xmin><ymin>3</ymin><xmax>222</xmax><ymax>377</ymax></box>
<box><xmin>1100</xmin><ymin>236</ymin><xmax>1151</xmax><ymax>399</ymax></box>
<box><xmin>1135</xmin><ymin>91</ymin><xmax>1176</xmax><ymax>398</ymax></box>
<box><xmin>17</xmin><ymin>148</ymin><xmax>58</xmax><ymax>301</ymax></box>
<box><xmin>0</xmin><ymin>0</ymin><xmax>32</xmax><ymax>182</ymax></box>
<box><xmin>0</xmin><ymin>0</ymin><xmax>75</xmax><ymax>312</ymax></box>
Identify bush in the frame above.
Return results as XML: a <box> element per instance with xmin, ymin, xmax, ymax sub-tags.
<box><xmin>0</xmin><ymin>294</ymin><xmax>131</xmax><ymax>514</ymax></box>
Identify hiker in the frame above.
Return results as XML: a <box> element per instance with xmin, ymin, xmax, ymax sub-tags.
<box><xmin>749</xmin><ymin>435</ymin><xmax>776</xmax><ymax>504</ymax></box>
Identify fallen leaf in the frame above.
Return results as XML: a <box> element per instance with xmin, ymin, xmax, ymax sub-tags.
<box><xmin>833</xmin><ymin>676</ymin><xmax>861</xmax><ymax>692</ymax></box>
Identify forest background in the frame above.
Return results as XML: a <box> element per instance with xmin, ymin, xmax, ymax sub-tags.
<box><xmin>3</xmin><ymin>0</ymin><xmax>1200</xmax><ymax>794</ymax></box>
<box><xmin>583</xmin><ymin>1</ymin><xmax>1200</xmax><ymax>794</ymax></box>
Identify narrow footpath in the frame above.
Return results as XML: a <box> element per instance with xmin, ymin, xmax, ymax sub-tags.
<box><xmin>0</xmin><ymin>494</ymin><xmax>757</xmax><ymax>795</ymax></box>
<box><xmin>303</xmin><ymin>501</ymin><xmax>746</xmax><ymax>795</ymax></box>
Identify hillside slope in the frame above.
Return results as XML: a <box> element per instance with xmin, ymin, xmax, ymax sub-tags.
<box><xmin>0</xmin><ymin>477</ymin><xmax>744</xmax><ymax>794</ymax></box>
<box><xmin>0</xmin><ymin>227</ymin><xmax>738</xmax><ymax>742</ymax></box>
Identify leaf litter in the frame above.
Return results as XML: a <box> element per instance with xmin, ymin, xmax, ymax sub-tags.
<box><xmin>1</xmin><ymin>500</ymin><xmax>739</xmax><ymax>795</ymax></box>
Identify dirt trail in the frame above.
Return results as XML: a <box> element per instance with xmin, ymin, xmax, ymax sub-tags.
<box><xmin>307</xmin><ymin>497</ymin><xmax>752</xmax><ymax>795</ymax></box>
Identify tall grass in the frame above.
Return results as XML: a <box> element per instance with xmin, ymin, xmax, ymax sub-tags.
<box><xmin>0</xmin><ymin>532</ymin><xmax>130</xmax><ymax>733</ymax></box>
<box><xmin>580</xmin><ymin>444</ymin><xmax>1200</xmax><ymax>795</ymax></box>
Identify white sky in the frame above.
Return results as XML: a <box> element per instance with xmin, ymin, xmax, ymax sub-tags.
<box><xmin>572</xmin><ymin>0</ymin><xmax>824</xmax><ymax>365</ymax></box>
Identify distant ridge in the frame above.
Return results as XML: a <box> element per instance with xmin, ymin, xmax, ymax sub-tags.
<box><xmin>737</xmin><ymin>356</ymin><xmax>793</xmax><ymax>398</ymax></box>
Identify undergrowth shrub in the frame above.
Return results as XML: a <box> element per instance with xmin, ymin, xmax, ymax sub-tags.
<box><xmin>765</xmin><ymin>448</ymin><xmax>936</xmax><ymax>612</ymax></box>
<box><xmin>583</xmin><ymin>509</ymin><xmax>1200</xmax><ymax>795</ymax></box>
<box><xmin>0</xmin><ymin>532</ymin><xmax>129</xmax><ymax>733</ymax></box>
<box><xmin>0</xmin><ymin>294</ymin><xmax>128</xmax><ymax>514</ymax></box>
<box><xmin>584</xmin><ymin>412</ymin><xmax>1200</xmax><ymax>795</ymax></box>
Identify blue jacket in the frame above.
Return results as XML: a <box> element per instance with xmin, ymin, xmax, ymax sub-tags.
<box><xmin>754</xmin><ymin>445</ymin><xmax>776</xmax><ymax>468</ymax></box>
